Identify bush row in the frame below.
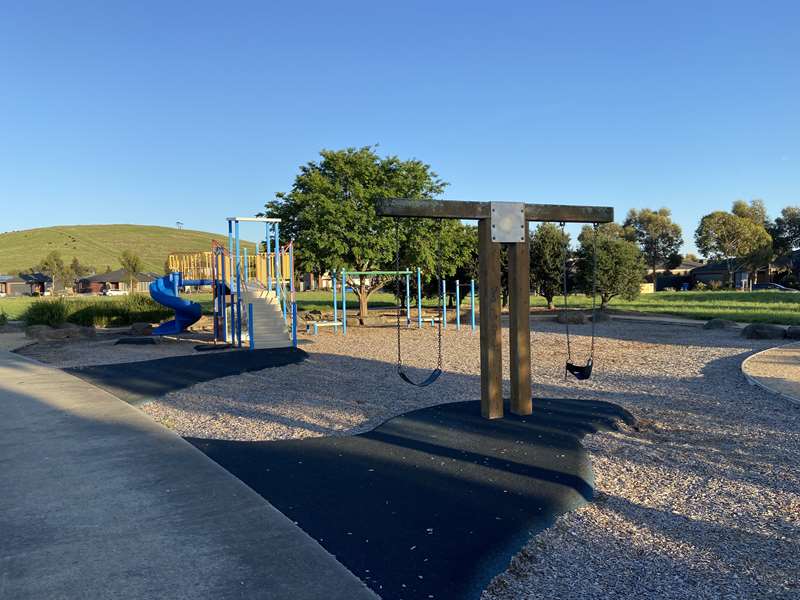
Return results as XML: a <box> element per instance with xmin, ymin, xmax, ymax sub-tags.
<box><xmin>22</xmin><ymin>296</ymin><xmax>172</xmax><ymax>328</ymax></box>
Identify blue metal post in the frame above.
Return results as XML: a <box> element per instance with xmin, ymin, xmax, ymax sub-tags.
<box><xmin>290</xmin><ymin>242</ymin><xmax>297</xmax><ymax>348</ymax></box>
<box><xmin>455</xmin><ymin>280</ymin><xmax>461</xmax><ymax>330</ymax></box>
<box><xmin>342</xmin><ymin>270</ymin><xmax>347</xmax><ymax>335</ymax></box>
<box><xmin>248</xmin><ymin>303</ymin><xmax>255</xmax><ymax>350</ymax></box>
<box><xmin>235</xmin><ymin>220</ymin><xmax>242</xmax><ymax>347</ymax></box>
<box><xmin>333</xmin><ymin>273</ymin><xmax>338</xmax><ymax>333</ymax></box>
<box><xmin>228</xmin><ymin>220</ymin><xmax>234</xmax><ymax>343</ymax></box>
<box><xmin>417</xmin><ymin>268</ymin><xmax>422</xmax><ymax>328</ymax></box>
<box><xmin>470</xmin><ymin>278</ymin><xmax>476</xmax><ymax>332</ymax></box>
<box><xmin>266</xmin><ymin>223</ymin><xmax>272</xmax><ymax>291</ymax></box>
<box><xmin>442</xmin><ymin>279</ymin><xmax>447</xmax><ymax>330</ymax></box>
<box><xmin>220</xmin><ymin>248</ymin><xmax>227</xmax><ymax>342</ymax></box>
<box><xmin>405</xmin><ymin>271</ymin><xmax>411</xmax><ymax>326</ymax></box>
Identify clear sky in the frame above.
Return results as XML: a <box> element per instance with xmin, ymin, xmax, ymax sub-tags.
<box><xmin>2</xmin><ymin>1</ymin><xmax>798</xmax><ymax>251</ymax></box>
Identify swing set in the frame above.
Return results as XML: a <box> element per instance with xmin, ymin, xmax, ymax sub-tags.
<box><xmin>378</xmin><ymin>199</ymin><xmax>613</xmax><ymax>419</ymax></box>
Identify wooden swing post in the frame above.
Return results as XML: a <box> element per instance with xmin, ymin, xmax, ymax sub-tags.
<box><xmin>376</xmin><ymin>198</ymin><xmax>613</xmax><ymax>420</ymax></box>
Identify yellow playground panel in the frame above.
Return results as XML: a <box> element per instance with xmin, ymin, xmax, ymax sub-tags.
<box><xmin>168</xmin><ymin>251</ymin><xmax>291</xmax><ymax>285</ymax></box>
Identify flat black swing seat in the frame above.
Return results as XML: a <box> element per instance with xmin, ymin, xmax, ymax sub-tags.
<box><xmin>398</xmin><ymin>367</ymin><xmax>442</xmax><ymax>388</ymax></box>
<box><xmin>565</xmin><ymin>358</ymin><xmax>593</xmax><ymax>380</ymax></box>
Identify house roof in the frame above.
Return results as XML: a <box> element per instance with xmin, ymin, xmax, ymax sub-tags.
<box><xmin>80</xmin><ymin>269</ymin><xmax>155</xmax><ymax>283</ymax></box>
<box><xmin>0</xmin><ymin>273</ymin><xmax>51</xmax><ymax>284</ymax></box>
<box><xmin>690</xmin><ymin>259</ymin><xmax>748</xmax><ymax>274</ymax></box>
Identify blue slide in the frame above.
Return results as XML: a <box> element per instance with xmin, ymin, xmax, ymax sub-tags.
<box><xmin>149</xmin><ymin>273</ymin><xmax>204</xmax><ymax>335</ymax></box>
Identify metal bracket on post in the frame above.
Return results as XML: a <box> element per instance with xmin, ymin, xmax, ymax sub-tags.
<box><xmin>490</xmin><ymin>202</ymin><xmax>526</xmax><ymax>243</ymax></box>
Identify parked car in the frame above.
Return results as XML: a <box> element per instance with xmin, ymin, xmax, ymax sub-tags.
<box><xmin>101</xmin><ymin>289</ymin><xmax>129</xmax><ymax>296</ymax></box>
<box><xmin>752</xmin><ymin>283</ymin><xmax>799</xmax><ymax>292</ymax></box>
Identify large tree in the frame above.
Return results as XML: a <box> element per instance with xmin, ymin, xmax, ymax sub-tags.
<box><xmin>575</xmin><ymin>225</ymin><xmax>645</xmax><ymax>309</ymax></box>
<box><xmin>529</xmin><ymin>223</ymin><xmax>569</xmax><ymax>309</ymax></box>
<box><xmin>33</xmin><ymin>250</ymin><xmax>68</xmax><ymax>292</ymax></box>
<box><xmin>694</xmin><ymin>211</ymin><xmax>772</xmax><ymax>287</ymax></box>
<box><xmin>119</xmin><ymin>250</ymin><xmax>143</xmax><ymax>294</ymax></box>
<box><xmin>732</xmin><ymin>198</ymin><xmax>768</xmax><ymax>226</ymax></box>
<box><xmin>623</xmin><ymin>208</ymin><xmax>683</xmax><ymax>283</ymax></box>
<box><xmin>266</xmin><ymin>146</ymin><xmax>471</xmax><ymax>322</ymax></box>
<box><xmin>770</xmin><ymin>206</ymin><xmax>800</xmax><ymax>255</ymax></box>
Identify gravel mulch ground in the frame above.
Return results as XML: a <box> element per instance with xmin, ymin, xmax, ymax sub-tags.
<box><xmin>14</xmin><ymin>334</ymin><xmax>215</xmax><ymax>367</ymax></box>
<box><xmin>19</xmin><ymin>318</ymin><xmax>800</xmax><ymax>598</ymax></box>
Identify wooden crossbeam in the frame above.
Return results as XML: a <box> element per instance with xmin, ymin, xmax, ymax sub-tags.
<box><xmin>376</xmin><ymin>198</ymin><xmax>614</xmax><ymax>223</ymax></box>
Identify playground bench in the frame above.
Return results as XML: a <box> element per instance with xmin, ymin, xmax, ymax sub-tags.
<box><xmin>306</xmin><ymin>321</ymin><xmax>343</xmax><ymax>334</ymax></box>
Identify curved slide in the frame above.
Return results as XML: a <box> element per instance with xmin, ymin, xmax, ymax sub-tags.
<box><xmin>149</xmin><ymin>275</ymin><xmax>203</xmax><ymax>335</ymax></box>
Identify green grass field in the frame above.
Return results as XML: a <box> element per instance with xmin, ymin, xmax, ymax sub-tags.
<box><xmin>3</xmin><ymin>290</ymin><xmax>798</xmax><ymax>325</ymax></box>
<box><xmin>0</xmin><ymin>224</ymin><xmax>256</xmax><ymax>275</ymax></box>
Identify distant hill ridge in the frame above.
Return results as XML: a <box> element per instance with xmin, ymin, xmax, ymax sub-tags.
<box><xmin>0</xmin><ymin>224</ymin><xmax>255</xmax><ymax>275</ymax></box>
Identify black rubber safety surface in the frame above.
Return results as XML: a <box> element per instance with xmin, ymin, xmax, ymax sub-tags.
<box><xmin>188</xmin><ymin>398</ymin><xmax>635</xmax><ymax>600</ymax></box>
<box><xmin>64</xmin><ymin>347</ymin><xmax>307</xmax><ymax>406</ymax></box>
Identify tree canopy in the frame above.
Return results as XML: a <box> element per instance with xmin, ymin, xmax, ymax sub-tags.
<box><xmin>770</xmin><ymin>206</ymin><xmax>800</xmax><ymax>255</ymax></box>
<box><xmin>576</xmin><ymin>224</ymin><xmax>645</xmax><ymax>309</ymax></box>
<box><xmin>694</xmin><ymin>211</ymin><xmax>772</xmax><ymax>286</ymax></box>
<box><xmin>623</xmin><ymin>208</ymin><xmax>683</xmax><ymax>281</ymax></box>
<box><xmin>119</xmin><ymin>250</ymin><xmax>143</xmax><ymax>292</ymax></box>
<box><xmin>265</xmin><ymin>146</ymin><xmax>472</xmax><ymax>321</ymax></box>
<box><xmin>529</xmin><ymin>223</ymin><xmax>569</xmax><ymax>309</ymax></box>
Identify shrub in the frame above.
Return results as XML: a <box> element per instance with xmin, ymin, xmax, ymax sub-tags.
<box><xmin>0</xmin><ymin>311</ymin><xmax>7</xmax><ymax>327</ymax></box>
<box><xmin>709</xmin><ymin>280</ymin><xmax>723</xmax><ymax>290</ymax></box>
<box><xmin>23</xmin><ymin>298</ymin><xmax>70</xmax><ymax>326</ymax></box>
<box><xmin>694</xmin><ymin>282</ymin><xmax>708</xmax><ymax>291</ymax></box>
<box><xmin>23</xmin><ymin>295</ymin><xmax>172</xmax><ymax>328</ymax></box>
<box><xmin>663</xmin><ymin>286</ymin><xmax>676</xmax><ymax>292</ymax></box>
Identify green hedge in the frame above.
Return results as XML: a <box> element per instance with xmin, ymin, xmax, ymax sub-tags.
<box><xmin>23</xmin><ymin>296</ymin><xmax>172</xmax><ymax>328</ymax></box>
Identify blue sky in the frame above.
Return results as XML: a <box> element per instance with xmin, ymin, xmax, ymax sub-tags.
<box><xmin>1</xmin><ymin>1</ymin><xmax>798</xmax><ymax>251</ymax></box>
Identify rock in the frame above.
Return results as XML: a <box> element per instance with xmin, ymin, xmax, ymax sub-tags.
<box><xmin>703</xmin><ymin>318</ymin><xmax>737</xmax><ymax>330</ymax></box>
<box><xmin>589</xmin><ymin>311</ymin><xmax>611</xmax><ymax>323</ymax></box>
<box><xmin>130</xmin><ymin>322</ymin><xmax>153</xmax><ymax>336</ymax></box>
<box><xmin>741</xmin><ymin>323</ymin><xmax>787</xmax><ymax>340</ymax></box>
<box><xmin>557</xmin><ymin>311</ymin><xmax>587</xmax><ymax>325</ymax></box>
<box><xmin>786</xmin><ymin>326</ymin><xmax>800</xmax><ymax>340</ymax></box>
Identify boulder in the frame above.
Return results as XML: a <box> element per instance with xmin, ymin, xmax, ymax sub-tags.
<box><xmin>304</xmin><ymin>310</ymin><xmax>323</xmax><ymax>322</ymax></box>
<box><xmin>130</xmin><ymin>322</ymin><xmax>154</xmax><ymax>336</ymax></box>
<box><xmin>589</xmin><ymin>311</ymin><xmax>611</xmax><ymax>323</ymax></box>
<box><xmin>786</xmin><ymin>326</ymin><xmax>800</xmax><ymax>340</ymax></box>
<box><xmin>557</xmin><ymin>311</ymin><xmax>587</xmax><ymax>325</ymax></box>
<box><xmin>703</xmin><ymin>318</ymin><xmax>737</xmax><ymax>330</ymax></box>
<box><xmin>741</xmin><ymin>323</ymin><xmax>787</xmax><ymax>340</ymax></box>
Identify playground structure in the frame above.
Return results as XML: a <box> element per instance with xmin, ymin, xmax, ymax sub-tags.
<box><xmin>152</xmin><ymin>217</ymin><xmax>297</xmax><ymax>349</ymax></box>
<box><xmin>308</xmin><ymin>268</ymin><xmax>477</xmax><ymax>334</ymax></box>
<box><xmin>376</xmin><ymin>198</ymin><xmax>613</xmax><ymax>420</ymax></box>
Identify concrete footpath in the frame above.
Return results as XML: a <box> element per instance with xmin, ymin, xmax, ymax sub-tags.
<box><xmin>742</xmin><ymin>342</ymin><xmax>800</xmax><ymax>405</ymax></box>
<box><xmin>0</xmin><ymin>350</ymin><xmax>376</xmax><ymax>600</ymax></box>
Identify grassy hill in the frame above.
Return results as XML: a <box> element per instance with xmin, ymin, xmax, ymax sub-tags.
<box><xmin>0</xmin><ymin>224</ymin><xmax>255</xmax><ymax>275</ymax></box>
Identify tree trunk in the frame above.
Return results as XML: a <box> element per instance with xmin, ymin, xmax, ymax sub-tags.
<box><xmin>358</xmin><ymin>281</ymin><xmax>369</xmax><ymax>324</ymax></box>
<box><xmin>546</xmin><ymin>295</ymin><xmax>554</xmax><ymax>310</ymax></box>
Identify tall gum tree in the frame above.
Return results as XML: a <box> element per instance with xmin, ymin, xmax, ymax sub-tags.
<box><xmin>624</xmin><ymin>208</ymin><xmax>683</xmax><ymax>284</ymax></box>
<box><xmin>265</xmin><ymin>146</ymin><xmax>471</xmax><ymax>323</ymax></box>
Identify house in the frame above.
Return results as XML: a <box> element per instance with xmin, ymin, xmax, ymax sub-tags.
<box><xmin>690</xmin><ymin>259</ymin><xmax>774</xmax><ymax>288</ymax></box>
<box><xmin>653</xmin><ymin>260</ymin><xmax>704</xmax><ymax>291</ymax></box>
<box><xmin>75</xmin><ymin>269</ymin><xmax>156</xmax><ymax>294</ymax></box>
<box><xmin>0</xmin><ymin>273</ymin><xmax>52</xmax><ymax>296</ymax></box>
